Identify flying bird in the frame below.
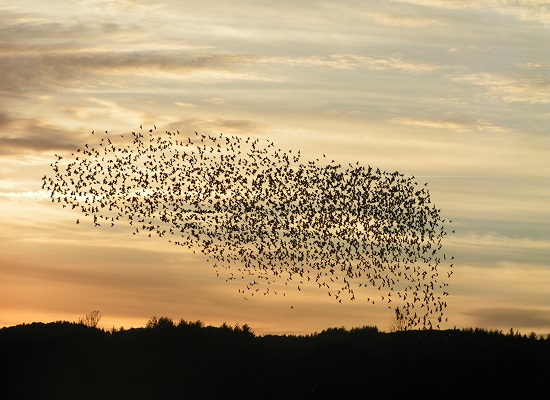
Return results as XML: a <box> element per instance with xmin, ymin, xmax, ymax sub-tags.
<box><xmin>43</xmin><ymin>126</ymin><xmax>455</xmax><ymax>329</ymax></box>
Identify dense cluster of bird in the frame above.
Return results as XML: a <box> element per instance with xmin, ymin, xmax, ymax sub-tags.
<box><xmin>43</xmin><ymin>127</ymin><xmax>454</xmax><ymax>329</ymax></box>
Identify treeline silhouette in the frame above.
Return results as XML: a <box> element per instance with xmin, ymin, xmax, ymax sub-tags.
<box><xmin>2</xmin><ymin>318</ymin><xmax>549</xmax><ymax>399</ymax></box>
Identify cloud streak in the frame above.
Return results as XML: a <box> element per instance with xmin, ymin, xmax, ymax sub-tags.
<box><xmin>362</xmin><ymin>11</ymin><xmax>444</xmax><ymax>27</ymax></box>
<box><xmin>388</xmin><ymin>116</ymin><xmax>512</xmax><ymax>134</ymax></box>
<box><xmin>0</xmin><ymin>113</ymin><xmax>83</xmax><ymax>155</ymax></box>
<box><xmin>466</xmin><ymin>308</ymin><xmax>550</xmax><ymax>330</ymax></box>
<box><xmin>259</xmin><ymin>54</ymin><xmax>443</xmax><ymax>73</ymax></box>
<box><xmin>451</xmin><ymin>72</ymin><xmax>550</xmax><ymax>104</ymax></box>
<box><xmin>0</xmin><ymin>50</ymin><xmax>263</xmax><ymax>93</ymax></box>
<box><xmin>390</xmin><ymin>0</ymin><xmax>550</xmax><ymax>25</ymax></box>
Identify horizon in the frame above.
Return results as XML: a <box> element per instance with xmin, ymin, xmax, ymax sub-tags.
<box><xmin>2</xmin><ymin>312</ymin><xmax>542</xmax><ymax>338</ymax></box>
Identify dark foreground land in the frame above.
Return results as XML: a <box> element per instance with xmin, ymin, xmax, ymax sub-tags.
<box><xmin>1</xmin><ymin>320</ymin><xmax>549</xmax><ymax>399</ymax></box>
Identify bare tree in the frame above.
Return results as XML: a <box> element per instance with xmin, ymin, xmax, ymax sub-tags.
<box><xmin>388</xmin><ymin>307</ymin><xmax>407</xmax><ymax>332</ymax></box>
<box><xmin>79</xmin><ymin>310</ymin><xmax>102</xmax><ymax>328</ymax></box>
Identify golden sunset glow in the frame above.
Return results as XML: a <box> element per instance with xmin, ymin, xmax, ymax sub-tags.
<box><xmin>1</xmin><ymin>0</ymin><xmax>549</xmax><ymax>335</ymax></box>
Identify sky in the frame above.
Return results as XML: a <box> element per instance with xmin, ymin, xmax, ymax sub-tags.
<box><xmin>1</xmin><ymin>0</ymin><xmax>549</xmax><ymax>335</ymax></box>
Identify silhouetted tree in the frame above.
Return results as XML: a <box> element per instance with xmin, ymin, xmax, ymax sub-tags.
<box><xmin>78</xmin><ymin>310</ymin><xmax>101</xmax><ymax>328</ymax></box>
<box><xmin>388</xmin><ymin>307</ymin><xmax>407</xmax><ymax>332</ymax></box>
<box><xmin>146</xmin><ymin>316</ymin><xmax>174</xmax><ymax>329</ymax></box>
<box><xmin>3</xmin><ymin>319</ymin><xmax>550</xmax><ymax>399</ymax></box>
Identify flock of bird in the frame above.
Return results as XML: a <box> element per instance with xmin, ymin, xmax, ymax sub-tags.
<box><xmin>43</xmin><ymin>127</ymin><xmax>454</xmax><ymax>329</ymax></box>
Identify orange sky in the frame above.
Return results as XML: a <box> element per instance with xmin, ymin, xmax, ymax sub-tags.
<box><xmin>1</xmin><ymin>0</ymin><xmax>549</xmax><ymax>335</ymax></box>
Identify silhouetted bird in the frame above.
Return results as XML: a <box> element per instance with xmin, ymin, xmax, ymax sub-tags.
<box><xmin>43</xmin><ymin>125</ymin><xmax>455</xmax><ymax>329</ymax></box>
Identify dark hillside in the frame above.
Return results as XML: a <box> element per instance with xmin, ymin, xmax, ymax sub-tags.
<box><xmin>1</xmin><ymin>321</ymin><xmax>548</xmax><ymax>399</ymax></box>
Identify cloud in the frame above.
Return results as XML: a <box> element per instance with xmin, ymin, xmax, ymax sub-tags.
<box><xmin>362</xmin><ymin>11</ymin><xmax>444</xmax><ymax>27</ymax></box>
<box><xmin>451</xmin><ymin>72</ymin><xmax>550</xmax><ymax>104</ymax></box>
<box><xmin>390</xmin><ymin>0</ymin><xmax>550</xmax><ymax>24</ymax></box>
<box><xmin>175</xmin><ymin>102</ymin><xmax>197</xmax><ymax>108</ymax></box>
<box><xmin>165</xmin><ymin>117</ymin><xmax>267</xmax><ymax>136</ymax></box>
<box><xmin>446</xmin><ymin>233</ymin><xmax>550</xmax><ymax>268</ymax></box>
<box><xmin>516</xmin><ymin>62</ymin><xmax>550</xmax><ymax>69</ymax></box>
<box><xmin>0</xmin><ymin>50</ymin><xmax>261</xmax><ymax>93</ymax></box>
<box><xmin>80</xmin><ymin>0</ymin><xmax>166</xmax><ymax>13</ymax></box>
<box><xmin>0</xmin><ymin>107</ymin><xmax>265</xmax><ymax>158</ymax></box>
<box><xmin>0</xmin><ymin>191</ymin><xmax>50</xmax><ymax>202</ymax></box>
<box><xmin>0</xmin><ymin>10</ymin><xmax>264</xmax><ymax>92</ymax></box>
<box><xmin>0</xmin><ymin>11</ymin><xmax>146</xmax><ymax>51</ymax></box>
<box><xmin>204</xmin><ymin>97</ymin><xmax>226</xmax><ymax>106</ymax></box>
<box><xmin>0</xmin><ymin>113</ymin><xmax>83</xmax><ymax>155</ymax></box>
<box><xmin>61</xmin><ymin>98</ymin><xmax>146</xmax><ymax>123</ymax></box>
<box><xmin>465</xmin><ymin>308</ymin><xmax>550</xmax><ymax>330</ymax></box>
<box><xmin>472</xmin><ymin>119</ymin><xmax>510</xmax><ymax>134</ymax></box>
<box><xmin>491</xmin><ymin>1</ymin><xmax>550</xmax><ymax>25</ymax></box>
<box><xmin>453</xmin><ymin>233</ymin><xmax>550</xmax><ymax>252</ymax></box>
<box><xmin>448</xmin><ymin>262</ymin><xmax>550</xmax><ymax>333</ymax></box>
<box><xmin>388</xmin><ymin>117</ymin><xmax>471</xmax><ymax>132</ymax></box>
<box><xmin>0</xmin><ymin>237</ymin><xmax>219</xmax><ymax>324</ymax></box>
<box><xmin>258</xmin><ymin>54</ymin><xmax>442</xmax><ymax>74</ymax></box>
<box><xmin>0</xmin><ymin>8</ymin><xmax>444</xmax><ymax>97</ymax></box>
<box><xmin>388</xmin><ymin>116</ymin><xmax>511</xmax><ymax>134</ymax></box>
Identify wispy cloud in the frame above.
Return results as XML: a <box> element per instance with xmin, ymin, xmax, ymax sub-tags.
<box><xmin>61</xmin><ymin>98</ymin><xmax>146</xmax><ymax>123</ymax></box>
<box><xmin>453</xmin><ymin>232</ymin><xmax>550</xmax><ymax>253</ymax></box>
<box><xmin>388</xmin><ymin>116</ymin><xmax>511</xmax><ymax>134</ymax></box>
<box><xmin>446</xmin><ymin>232</ymin><xmax>550</xmax><ymax>268</ymax></box>
<box><xmin>451</xmin><ymin>72</ymin><xmax>550</xmax><ymax>104</ymax></box>
<box><xmin>390</xmin><ymin>0</ymin><xmax>550</xmax><ymax>24</ymax></box>
<box><xmin>0</xmin><ymin>113</ymin><xmax>82</xmax><ymax>155</ymax></box>
<box><xmin>516</xmin><ymin>62</ymin><xmax>550</xmax><ymax>69</ymax></box>
<box><xmin>466</xmin><ymin>307</ymin><xmax>550</xmax><ymax>330</ymax></box>
<box><xmin>261</xmin><ymin>54</ymin><xmax>442</xmax><ymax>73</ymax></box>
<box><xmin>0</xmin><ymin>50</ymin><xmax>261</xmax><ymax>93</ymax></box>
<box><xmin>388</xmin><ymin>117</ymin><xmax>471</xmax><ymax>132</ymax></box>
<box><xmin>362</xmin><ymin>11</ymin><xmax>444</xmax><ymax>27</ymax></box>
<box><xmin>165</xmin><ymin>117</ymin><xmax>267</xmax><ymax>136</ymax></box>
<box><xmin>175</xmin><ymin>102</ymin><xmax>197</xmax><ymax>108</ymax></box>
<box><xmin>0</xmin><ymin>191</ymin><xmax>50</xmax><ymax>201</ymax></box>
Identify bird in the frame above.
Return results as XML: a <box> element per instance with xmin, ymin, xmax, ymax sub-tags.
<box><xmin>43</xmin><ymin>126</ymin><xmax>455</xmax><ymax>329</ymax></box>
